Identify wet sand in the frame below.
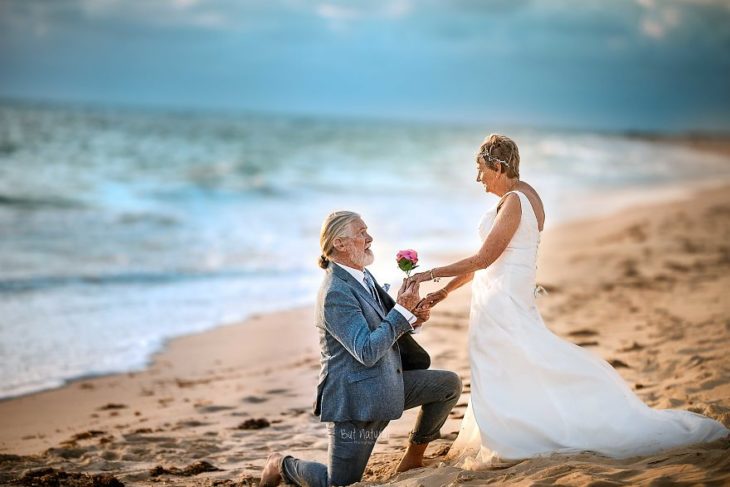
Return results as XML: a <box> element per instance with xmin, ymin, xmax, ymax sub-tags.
<box><xmin>1</xmin><ymin>183</ymin><xmax>729</xmax><ymax>486</ymax></box>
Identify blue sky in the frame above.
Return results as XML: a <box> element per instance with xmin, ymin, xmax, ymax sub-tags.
<box><xmin>1</xmin><ymin>0</ymin><xmax>729</xmax><ymax>131</ymax></box>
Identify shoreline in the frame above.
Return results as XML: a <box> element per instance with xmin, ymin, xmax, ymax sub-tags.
<box><xmin>3</xmin><ymin>175</ymin><xmax>729</xmax><ymax>405</ymax></box>
<box><xmin>0</xmin><ymin>310</ymin><xmax>313</xmax><ymax>405</ymax></box>
<box><xmin>1</xmin><ymin>180</ymin><xmax>729</xmax><ymax>486</ymax></box>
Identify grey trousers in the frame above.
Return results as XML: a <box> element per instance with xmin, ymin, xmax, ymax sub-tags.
<box><xmin>279</xmin><ymin>369</ymin><xmax>462</xmax><ymax>487</ymax></box>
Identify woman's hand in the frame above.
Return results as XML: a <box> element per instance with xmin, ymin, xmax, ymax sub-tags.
<box><xmin>423</xmin><ymin>288</ymin><xmax>449</xmax><ymax>309</ymax></box>
<box><xmin>409</xmin><ymin>271</ymin><xmax>432</xmax><ymax>284</ymax></box>
<box><xmin>412</xmin><ymin>304</ymin><xmax>431</xmax><ymax>325</ymax></box>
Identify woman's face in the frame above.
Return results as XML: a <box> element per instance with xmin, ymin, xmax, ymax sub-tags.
<box><xmin>476</xmin><ymin>156</ymin><xmax>497</xmax><ymax>193</ymax></box>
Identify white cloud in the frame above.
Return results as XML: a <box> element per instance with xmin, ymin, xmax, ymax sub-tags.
<box><xmin>172</xmin><ymin>0</ymin><xmax>200</xmax><ymax>9</ymax></box>
<box><xmin>316</xmin><ymin>4</ymin><xmax>362</xmax><ymax>21</ymax></box>
<box><xmin>664</xmin><ymin>7</ymin><xmax>680</xmax><ymax>25</ymax></box>
<box><xmin>315</xmin><ymin>0</ymin><xmax>412</xmax><ymax>29</ymax></box>
<box><xmin>641</xmin><ymin>18</ymin><xmax>665</xmax><ymax>38</ymax></box>
<box><xmin>73</xmin><ymin>0</ymin><xmax>240</xmax><ymax>30</ymax></box>
<box><xmin>383</xmin><ymin>0</ymin><xmax>412</xmax><ymax>19</ymax></box>
<box><xmin>636</xmin><ymin>1</ymin><xmax>685</xmax><ymax>40</ymax></box>
<box><xmin>315</xmin><ymin>0</ymin><xmax>413</xmax><ymax>21</ymax></box>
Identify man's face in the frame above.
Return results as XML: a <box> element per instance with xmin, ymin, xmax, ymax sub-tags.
<box><xmin>342</xmin><ymin>217</ymin><xmax>374</xmax><ymax>268</ymax></box>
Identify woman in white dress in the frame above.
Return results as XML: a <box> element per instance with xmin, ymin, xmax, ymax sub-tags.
<box><xmin>409</xmin><ymin>134</ymin><xmax>729</xmax><ymax>466</ymax></box>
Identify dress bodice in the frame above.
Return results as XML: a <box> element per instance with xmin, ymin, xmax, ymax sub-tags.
<box><xmin>478</xmin><ymin>190</ymin><xmax>541</xmax><ymax>271</ymax></box>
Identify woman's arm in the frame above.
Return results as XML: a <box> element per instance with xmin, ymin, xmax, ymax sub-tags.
<box><xmin>422</xmin><ymin>272</ymin><xmax>474</xmax><ymax>308</ymax></box>
<box><xmin>444</xmin><ymin>272</ymin><xmax>475</xmax><ymax>293</ymax></box>
<box><xmin>414</xmin><ymin>193</ymin><xmax>522</xmax><ymax>283</ymax></box>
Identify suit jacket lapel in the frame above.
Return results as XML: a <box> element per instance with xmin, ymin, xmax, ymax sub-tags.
<box><xmin>330</xmin><ymin>264</ymin><xmax>386</xmax><ymax>319</ymax></box>
<box><xmin>366</xmin><ymin>270</ymin><xmax>395</xmax><ymax>313</ymax></box>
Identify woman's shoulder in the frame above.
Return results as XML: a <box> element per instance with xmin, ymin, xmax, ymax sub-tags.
<box><xmin>496</xmin><ymin>190</ymin><xmax>522</xmax><ymax>213</ymax></box>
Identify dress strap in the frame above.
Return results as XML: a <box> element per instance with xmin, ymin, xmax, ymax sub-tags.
<box><xmin>497</xmin><ymin>190</ymin><xmax>521</xmax><ymax>208</ymax></box>
<box><xmin>506</xmin><ymin>190</ymin><xmax>541</xmax><ymax>232</ymax></box>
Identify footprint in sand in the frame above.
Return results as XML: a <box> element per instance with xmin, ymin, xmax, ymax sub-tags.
<box><xmin>242</xmin><ymin>395</ymin><xmax>269</xmax><ymax>404</ymax></box>
<box><xmin>699</xmin><ymin>378</ymin><xmax>729</xmax><ymax>390</ymax></box>
<box><xmin>265</xmin><ymin>388</ymin><xmax>290</xmax><ymax>394</ymax></box>
<box><xmin>45</xmin><ymin>446</ymin><xmax>88</xmax><ymax>460</ymax></box>
<box><xmin>14</xmin><ymin>468</ymin><xmax>124</xmax><ymax>487</ymax></box>
<box><xmin>608</xmin><ymin>358</ymin><xmax>630</xmax><ymax>368</ymax></box>
<box><xmin>282</xmin><ymin>407</ymin><xmax>309</xmax><ymax>416</ymax></box>
<box><xmin>63</xmin><ymin>430</ymin><xmax>107</xmax><ymax>443</ymax></box>
<box><xmin>686</xmin><ymin>354</ymin><xmax>716</xmax><ymax>368</ymax></box>
<box><xmin>149</xmin><ymin>460</ymin><xmax>221</xmax><ymax>477</ymax></box>
<box><xmin>98</xmin><ymin>403</ymin><xmax>127</xmax><ymax>411</ymax></box>
<box><xmin>266</xmin><ymin>387</ymin><xmax>300</xmax><ymax>398</ymax></box>
<box><xmin>196</xmin><ymin>404</ymin><xmax>236</xmax><ymax>413</ymax></box>
<box><xmin>567</xmin><ymin>328</ymin><xmax>599</xmax><ymax>338</ymax></box>
<box><xmin>620</xmin><ymin>341</ymin><xmax>645</xmax><ymax>352</ymax></box>
<box><xmin>665</xmin><ymin>261</ymin><xmax>691</xmax><ymax>273</ymax></box>
<box><xmin>237</xmin><ymin>418</ymin><xmax>271</xmax><ymax>430</ymax></box>
<box><xmin>172</xmin><ymin>419</ymin><xmax>210</xmax><ymax>430</ymax></box>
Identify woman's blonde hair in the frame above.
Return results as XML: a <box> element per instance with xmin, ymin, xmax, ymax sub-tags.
<box><xmin>318</xmin><ymin>210</ymin><xmax>361</xmax><ymax>269</ymax></box>
<box><xmin>477</xmin><ymin>134</ymin><xmax>520</xmax><ymax>179</ymax></box>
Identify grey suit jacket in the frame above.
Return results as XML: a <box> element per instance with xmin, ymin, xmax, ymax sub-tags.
<box><xmin>313</xmin><ymin>263</ymin><xmax>414</xmax><ymax>422</ymax></box>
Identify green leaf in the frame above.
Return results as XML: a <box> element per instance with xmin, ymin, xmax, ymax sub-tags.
<box><xmin>398</xmin><ymin>258</ymin><xmax>415</xmax><ymax>272</ymax></box>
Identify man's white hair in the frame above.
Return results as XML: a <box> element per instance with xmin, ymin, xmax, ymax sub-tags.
<box><xmin>318</xmin><ymin>210</ymin><xmax>361</xmax><ymax>269</ymax></box>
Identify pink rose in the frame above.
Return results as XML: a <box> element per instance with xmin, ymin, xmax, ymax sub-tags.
<box><xmin>396</xmin><ymin>249</ymin><xmax>418</xmax><ymax>264</ymax></box>
<box><xmin>396</xmin><ymin>249</ymin><xmax>419</xmax><ymax>276</ymax></box>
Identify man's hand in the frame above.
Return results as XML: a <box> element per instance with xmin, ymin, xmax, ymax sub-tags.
<box><xmin>396</xmin><ymin>278</ymin><xmax>421</xmax><ymax>312</ymax></box>
<box><xmin>412</xmin><ymin>300</ymin><xmax>431</xmax><ymax>325</ymax></box>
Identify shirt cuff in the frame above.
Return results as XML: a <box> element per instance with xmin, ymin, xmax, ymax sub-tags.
<box><xmin>393</xmin><ymin>303</ymin><xmax>417</xmax><ymax>326</ymax></box>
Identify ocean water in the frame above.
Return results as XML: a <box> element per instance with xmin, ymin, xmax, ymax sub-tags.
<box><xmin>1</xmin><ymin>101</ymin><xmax>729</xmax><ymax>399</ymax></box>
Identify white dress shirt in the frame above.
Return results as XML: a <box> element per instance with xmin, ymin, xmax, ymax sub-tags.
<box><xmin>334</xmin><ymin>262</ymin><xmax>417</xmax><ymax>327</ymax></box>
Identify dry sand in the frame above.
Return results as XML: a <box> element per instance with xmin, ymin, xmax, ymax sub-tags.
<box><xmin>1</xmin><ymin>183</ymin><xmax>729</xmax><ymax>486</ymax></box>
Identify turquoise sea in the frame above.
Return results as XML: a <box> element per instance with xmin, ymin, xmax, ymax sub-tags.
<box><xmin>1</xmin><ymin>100</ymin><xmax>728</xmax><ymax>399</ymax></box>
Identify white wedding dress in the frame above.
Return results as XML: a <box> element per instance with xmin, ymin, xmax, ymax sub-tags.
<box><xmin>448</xmin><ymin>190</ymin><xmax>729</xmax><ymax>467</ymax></box>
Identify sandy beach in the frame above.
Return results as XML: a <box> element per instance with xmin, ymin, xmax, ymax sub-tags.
<box><xmin>1</xmin><ymin>180</ymin><xmax>729</xmax><ymax>486</ymax></box>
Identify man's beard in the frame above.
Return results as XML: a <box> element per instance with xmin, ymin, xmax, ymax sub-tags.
<box><xmin>353</xmin><ymin>248</ymin><xmax>375</xmax><ymax>268</ymax></box>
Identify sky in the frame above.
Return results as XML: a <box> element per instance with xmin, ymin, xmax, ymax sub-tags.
<box><xmin>0</xmin><ymin>0</ymin><xmax>729</xmax><ymax>132</ymax></box>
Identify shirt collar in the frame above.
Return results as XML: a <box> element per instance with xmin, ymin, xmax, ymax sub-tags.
<box><xmin>333</xmin><ymin>262</ymin><xmax>368</xmax><ymax>289</ymax></box>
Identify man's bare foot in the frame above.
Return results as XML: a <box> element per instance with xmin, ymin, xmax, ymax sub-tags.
<box><xmin>260</xmin><ymin>453</ymin><xmax>283</xmax><ymax>487</ymax></box>
<box><xmin>394</xmin><ymin>442</ymin><xmax>429</xmax><ymax>473</ymax></box>
<box><xmin>394</xmin><ymin>455</ymin><xmax>425</xmax><ymax>473</ymax></box>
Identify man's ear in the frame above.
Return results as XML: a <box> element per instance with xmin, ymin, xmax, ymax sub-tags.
<box><xmin>332</xmin><ymin>237</ymin><xmax>346</xmax><ymax>252</ymax></box>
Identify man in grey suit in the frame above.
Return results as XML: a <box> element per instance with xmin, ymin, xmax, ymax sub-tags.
<box><xmin>261</xmin><ymin>211</ymin><xmax>462</xmax><ymax>486</ymax></box>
